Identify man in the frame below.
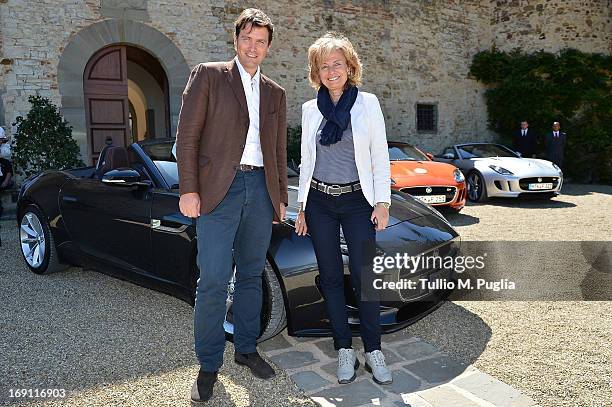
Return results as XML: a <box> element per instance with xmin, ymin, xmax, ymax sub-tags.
<box><xmin>0</xmin><ymin>153</ymin><xmax>14</xmax><ymax>220</ymax></box>
<box><xmin>175</xmin><ymin>8</ymin><xmax>288</xmax><ymax>404</ymax></box>
<box><xmin>512</xmin><ymin>120</ymin><xmax>536</xmax><ymax>157</ymax></box>
<box><xmin>545</xmin><ymin>121</ymin><xmax>566</xmax><ymax>168</ymax></box>
<box><xmin>0</xmin><ymin>128</ymin><xmax>11</xmax><ymax>160</ymax></box>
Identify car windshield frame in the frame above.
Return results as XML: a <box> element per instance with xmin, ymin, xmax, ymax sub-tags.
<box><xmin>456</xmin><ymin>144</ymin><xmax>519</xmax><ymax>159</ymax></box>
<box><xmin>388</xmin><ymin>144</ymin><xmax>428</xmax><ymax>161</ymax></box>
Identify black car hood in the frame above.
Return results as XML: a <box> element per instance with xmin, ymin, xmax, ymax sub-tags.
<box><xmin>286</xmin><ymin>178</ymin><xmax>445</xmax><ymax>228</ymax></box>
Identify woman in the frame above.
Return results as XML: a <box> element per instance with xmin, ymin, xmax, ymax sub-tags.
<box><xmin>296</xmin><ymin>32</ymin><xmax>392</xmax><ymax>385</ymax></box>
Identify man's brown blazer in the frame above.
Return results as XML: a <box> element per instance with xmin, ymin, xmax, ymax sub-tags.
<box><xmin>176</xmin><ymin>60</ymin><xmax>288</xmax><ymax>221</ymax></box>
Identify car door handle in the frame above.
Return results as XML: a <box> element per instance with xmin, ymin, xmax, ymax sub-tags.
<box><xmin>62</xmin><ymin>196</ymin><xmax>78</xmax><ymax>202</ymax></box>
<box><xmin>151</xmin><ymin>218</ymin><xmax>188</xmax><ymax>233</ymax></box>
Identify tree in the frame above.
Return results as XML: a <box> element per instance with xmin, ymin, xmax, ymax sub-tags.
<box><xmin>11</xmin><ymin>96</ymin><xmax>84</xmax><ymax>177</ymax></box>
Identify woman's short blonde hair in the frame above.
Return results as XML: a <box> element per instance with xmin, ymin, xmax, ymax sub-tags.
<box><xmin>307</xmin><ymin>32</ymin><xmax>363</xmax><ymax>90</ymax></box>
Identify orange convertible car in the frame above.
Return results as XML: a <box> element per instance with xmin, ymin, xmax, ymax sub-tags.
<box><xmin>389</xmin><ymin>141</ymin><xmax>467</xmax><ymax>212</ymax></box>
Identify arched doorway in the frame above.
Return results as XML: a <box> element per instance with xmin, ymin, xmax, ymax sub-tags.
<box><xmin>57</xmin><ymin>19</ymin><xmax>190</xmax><ymax>165</ymax></box>
<box><xmin>84</xmin><ymin>44</ymin><xmax>170</xmax><ymax>160</ymax></box>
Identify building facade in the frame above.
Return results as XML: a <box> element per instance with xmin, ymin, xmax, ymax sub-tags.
<box><xmin>0</xmin><ymin>0</ymin><xmax>610</xmax><ymax>163</ymax></box>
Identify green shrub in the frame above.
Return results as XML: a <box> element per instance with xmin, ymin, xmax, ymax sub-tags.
<box><xmin>11</xmin><ymin>96</ymin><xmax>84</xmax><ymax>177</ymax></box>
<box><xmin>287</xmin><ymin>124</ymin><xmax>302</xmax><ymax>168</ymax></box>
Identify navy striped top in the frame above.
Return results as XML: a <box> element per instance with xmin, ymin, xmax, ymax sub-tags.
<box><xmin>312</xmin><ymin>118</ymin><xmax>360</xmax><ymax>184</ymax></box>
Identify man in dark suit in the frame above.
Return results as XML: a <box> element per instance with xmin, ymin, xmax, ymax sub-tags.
<box><xmin>0</xmin><ymin>156</ymin><xmax>14</xmax><ymax>221</ymax></box>
<box><xmin>545</xmin><ymin>121</ymin><xmax>566</xmax><ymax>168</ymax></box>
<box><xmin>512</xmin><ymin>120</ymin><xmax>536</xmax><ymax>157</ymax></box>
<box><xmin>175</xmin><ymin>8</ymin><xmax>287</xmax><ymax>403</ymax></box>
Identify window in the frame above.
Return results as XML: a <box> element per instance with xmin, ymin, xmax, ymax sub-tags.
<box><xmin>416</xmin><ymin>103</ymin><xmax>437</xmax><ymax>132</ymax></box>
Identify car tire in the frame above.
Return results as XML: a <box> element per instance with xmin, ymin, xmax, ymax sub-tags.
<box><xmin>19</xmin><ymin>204</ymin><xmax>67</xmax><ymax>275</ymax></box>
<box><xmin>190</xmin><ymin>258</ymin><xmax>287</xmax><ymax>343</ymax></box>
<box><xmin>258</xmin><ymin>261</ymin><xmax>287</xmax><ymax>342</ymax></box>
<box><xmin>466</xmin><ymin>171</ymin><xmax>488</xmax><ymax>202</ymax></box>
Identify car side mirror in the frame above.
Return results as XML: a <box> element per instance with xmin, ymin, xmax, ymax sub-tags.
<box><xmin>442</xmin><ymin>153</ymin><xmax>455</xmax><ymax>159</ymax></box>
<box><xmin>425</xmin><ymin>153</ymin><xmax>434</xmax><ymax>160</ymax></box>
<box><xmin>102</xmin><ymin>168</ymin><xmax>150</xmax><ymax>187</ymax></box>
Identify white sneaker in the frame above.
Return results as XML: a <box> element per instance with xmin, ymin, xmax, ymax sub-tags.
<box><xmin>337</xmin><ymin>348</ymin><xmax>359</xmax><ymax>384</ymax></box>
<box><xmin>364</xmin><ymin>350</ymin><xmax>393</xmax><ymax>384</ymax></box>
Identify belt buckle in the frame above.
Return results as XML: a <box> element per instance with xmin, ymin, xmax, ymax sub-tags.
<box><xmin>329</xmin><ymin>185</ymin><xmax>342</xmax><ymax>196</ymax></box>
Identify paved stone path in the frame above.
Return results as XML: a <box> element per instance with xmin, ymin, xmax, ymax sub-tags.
<box><xmin>260</xmin><ymin>330</ymin><xmax>537</xmax><ymax>407</ymax></box>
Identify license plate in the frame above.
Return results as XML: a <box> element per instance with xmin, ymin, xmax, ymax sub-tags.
<box><xmin>528</xmin><ymin>182</ymin><xmax>553</xmax><ymax>190</ymax></box>
<box><xmin>416</xmin><ymin>195</ymin><xmax>446</xmax><ymax>203</ymax></box>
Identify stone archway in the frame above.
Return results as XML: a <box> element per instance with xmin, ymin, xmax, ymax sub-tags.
<box><xmin>57</xmin><ymin>19</ymin><xmax>190</xmax><ymax>163</ymax></box>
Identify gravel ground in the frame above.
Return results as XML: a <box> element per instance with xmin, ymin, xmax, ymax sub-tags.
<box><xmin>0</xmin><ymin>226</ymin><xmax>314</xmax><ymax>407</ymax></box>
<box><xmin>0</xmin><ymin>183</ymin><xmax>610</xmax><ymax>407</ymax></box>
<box><xmin>415</xmin><ymin>183</ymin><xmax>611</xmax><ymax>407</ymax></box>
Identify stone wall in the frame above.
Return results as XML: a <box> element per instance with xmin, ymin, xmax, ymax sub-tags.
<box><xmin>491</xmin><ymin>0</ymin><xmax>611</xmax><ymax>54</ymax></box>
<box><xmin>174</xmin><ymin>0</ymin><xmax>496</xmax><ymax>151</ymax></box>
<box><xmin>0</xmin><ymin>0</ymin><xmax>609</xmax><ymax>159</ymax></box>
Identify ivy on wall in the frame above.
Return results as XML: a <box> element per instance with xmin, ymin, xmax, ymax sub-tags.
<box><xmin>469</xmin><ymin>48</ymin><xmax>611</xmax><ymax>183</ymax></box>
<box><xmin>287</xmin><ymin>125</ymin><xmax>302</xmax><ymax>171</ymax></box>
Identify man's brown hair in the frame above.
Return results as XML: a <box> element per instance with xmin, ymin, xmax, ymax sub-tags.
<box><xmin>234</xmin><ymin>8</ymin><xmax>274</xmax><ymax>44</ymax></box>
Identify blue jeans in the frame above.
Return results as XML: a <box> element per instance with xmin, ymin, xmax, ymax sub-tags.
<box><xmin>194</xmin><ymin>170</ymin><xmax>274</xmax><ymax>372</ymax></box>
<box><xmin>305</xmin><ymin>187</ymin><xmax>381</xmax><ymax>352</ymax></box>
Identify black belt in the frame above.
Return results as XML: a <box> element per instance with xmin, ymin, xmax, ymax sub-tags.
<box><xmin>310</xmin><ymin>179</ymin><xmax>361</xmax><ymax>196</ymax></box>
<box><xmin>237</xmin><ymin>164</ymin><xmax>263</xmax><ymax>172</ymax></box>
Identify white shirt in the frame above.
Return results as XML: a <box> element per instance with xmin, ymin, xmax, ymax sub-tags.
<box><xmin>0</xmin><ymin>127</ymin><xmax>10</xmax><ymax>160</ymax></box>
<box><xmin>235</xmin><ymin>57</ymin><xmax>263</xmax><ymax>167</ymax></box>
<box><xmin>0</xmin><ymin>142</ymin><xmax>10</xmax><ymax>160</ymax></box>
<box><xmin>522</xmin><ymin>129</ymin><xmax>527</xmax><ymax>136</ymax></box>
<box><xmin>554</xmin><ymin>131</ymin><xmax>559</xmax><ymax>137</ymax></box>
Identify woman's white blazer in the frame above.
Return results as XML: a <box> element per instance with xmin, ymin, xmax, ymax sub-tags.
<box><xmin>297</xmin><ymin>91</ymin><xmax>391</xmax><ymax>209</ymax></box>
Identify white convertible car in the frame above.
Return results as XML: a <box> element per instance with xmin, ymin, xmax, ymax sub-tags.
<box><xmin>434</xmin><ymin>143</ymin><xmax>563</xmax><ymax>202</ymax></box>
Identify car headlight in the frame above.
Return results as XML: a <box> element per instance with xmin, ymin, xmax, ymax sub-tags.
<box><xmin>552</xmin><ymin>163</ymin><xmax>561</xmax><ymax>172</ymax></box>
<box><xmin>488</xmin><ymin>165</ymin><xmax>513</xmax><ymax>175</ymax></box>
<box><xmin>453</xmin><ymin>169</ymin><xmax>465</xmax><ymax>183</ymax></box>
<box><xmin>390</xmin><ymin>178</ymin><xmax>396</xmax><ymax>186</ymax></box>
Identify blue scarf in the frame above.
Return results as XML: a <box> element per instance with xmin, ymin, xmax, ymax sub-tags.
<box><xmin>317</xmin><ymin>85</ymin><xmax>358</xmax><ymax>146</ymax></box>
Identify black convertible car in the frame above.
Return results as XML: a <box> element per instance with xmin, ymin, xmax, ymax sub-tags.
<box><xmin>17</xmin><ymin>139</ymin><xmax>459</xmax><ymax>341</ymax></box>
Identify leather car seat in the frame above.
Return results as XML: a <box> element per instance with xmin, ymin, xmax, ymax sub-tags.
<box><xmin>96</xmin><ymin>146</ymin><xmax>130</xmax><ymax>179</ymax></box>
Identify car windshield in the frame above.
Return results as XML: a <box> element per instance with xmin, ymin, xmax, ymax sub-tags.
<box><xmin>140</xmin><ymin>141</ymin><xmax>299</xmax><ymax>189</ymax></box>
<box><xmin>388</xmin><ymin>145</ymin><xmax>428</xmax><ymax>161</ymax></box>
<box><xmin>457</xmin><ymin>144</ymin><xmax>517</xmax><ymax>159</ymax></box>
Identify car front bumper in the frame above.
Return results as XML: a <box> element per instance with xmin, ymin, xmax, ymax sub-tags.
<box><xmin>394</xmin><ymin>183</ymin><xmax>467</xmax><ymax>210</ymax></box>
<box><xmin>485</xmin><ymin>175</ymin><xmax>563</xmax><ymax>198</ymax></box>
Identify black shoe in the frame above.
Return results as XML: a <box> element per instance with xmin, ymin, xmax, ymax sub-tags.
<box><xmin>190</xmin><ymin>369</ymin><xmax>217</xmax><ymax>404</ymax></box>
<box><xmin>234</xmin><ymin>351</ymin><xmax>276</xmax><ymax>379</ymax></box>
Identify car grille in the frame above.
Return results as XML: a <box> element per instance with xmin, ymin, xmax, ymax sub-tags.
<box><xmin>396</xmin><ymin>241</ymin><xmax>457</xmax><ymax>301</ymax></box>
<box><xmin>518</xmin><ymin>177</ymin><xmax>559</xmax><ymax>190</ymax></box>
<box><xmin>400</xmin><ymin>186</ymin><xmax>457</xmax><ymax>203</ymax></box>
<box><xmin>398</xmin><ymin>268</ymin><xmax>452</xmax><ymax>301</ymax></box>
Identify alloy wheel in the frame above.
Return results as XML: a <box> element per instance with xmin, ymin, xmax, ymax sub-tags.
<box><xmin>224</xmin><ymin>266</ymin><xmax>237</xmax><ymax>335</ymax></box>
<box><xmin>20</xmin><ymin>212</ymin><xmax>46</xmax><ymax>268</ymax></box>
<box><xmin>467</xmin><ymin>172</ymin><xmax>482</xmax><ymax>201</ymax></box>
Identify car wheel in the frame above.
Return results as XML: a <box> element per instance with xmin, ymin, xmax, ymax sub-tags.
<box><xmin>466</xmin><ymin>171</ymin><xmax>488</xmax><ymax>202</ymax></box>
<box><xmin>19</xmin><ymin>204</ymin><xmax>67</xmax><ymax>274</ymax></box>
<box><xmin>190</xmin><ymin>258</ymin><xmax>287</xmax><ymax>343</ymax></box>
